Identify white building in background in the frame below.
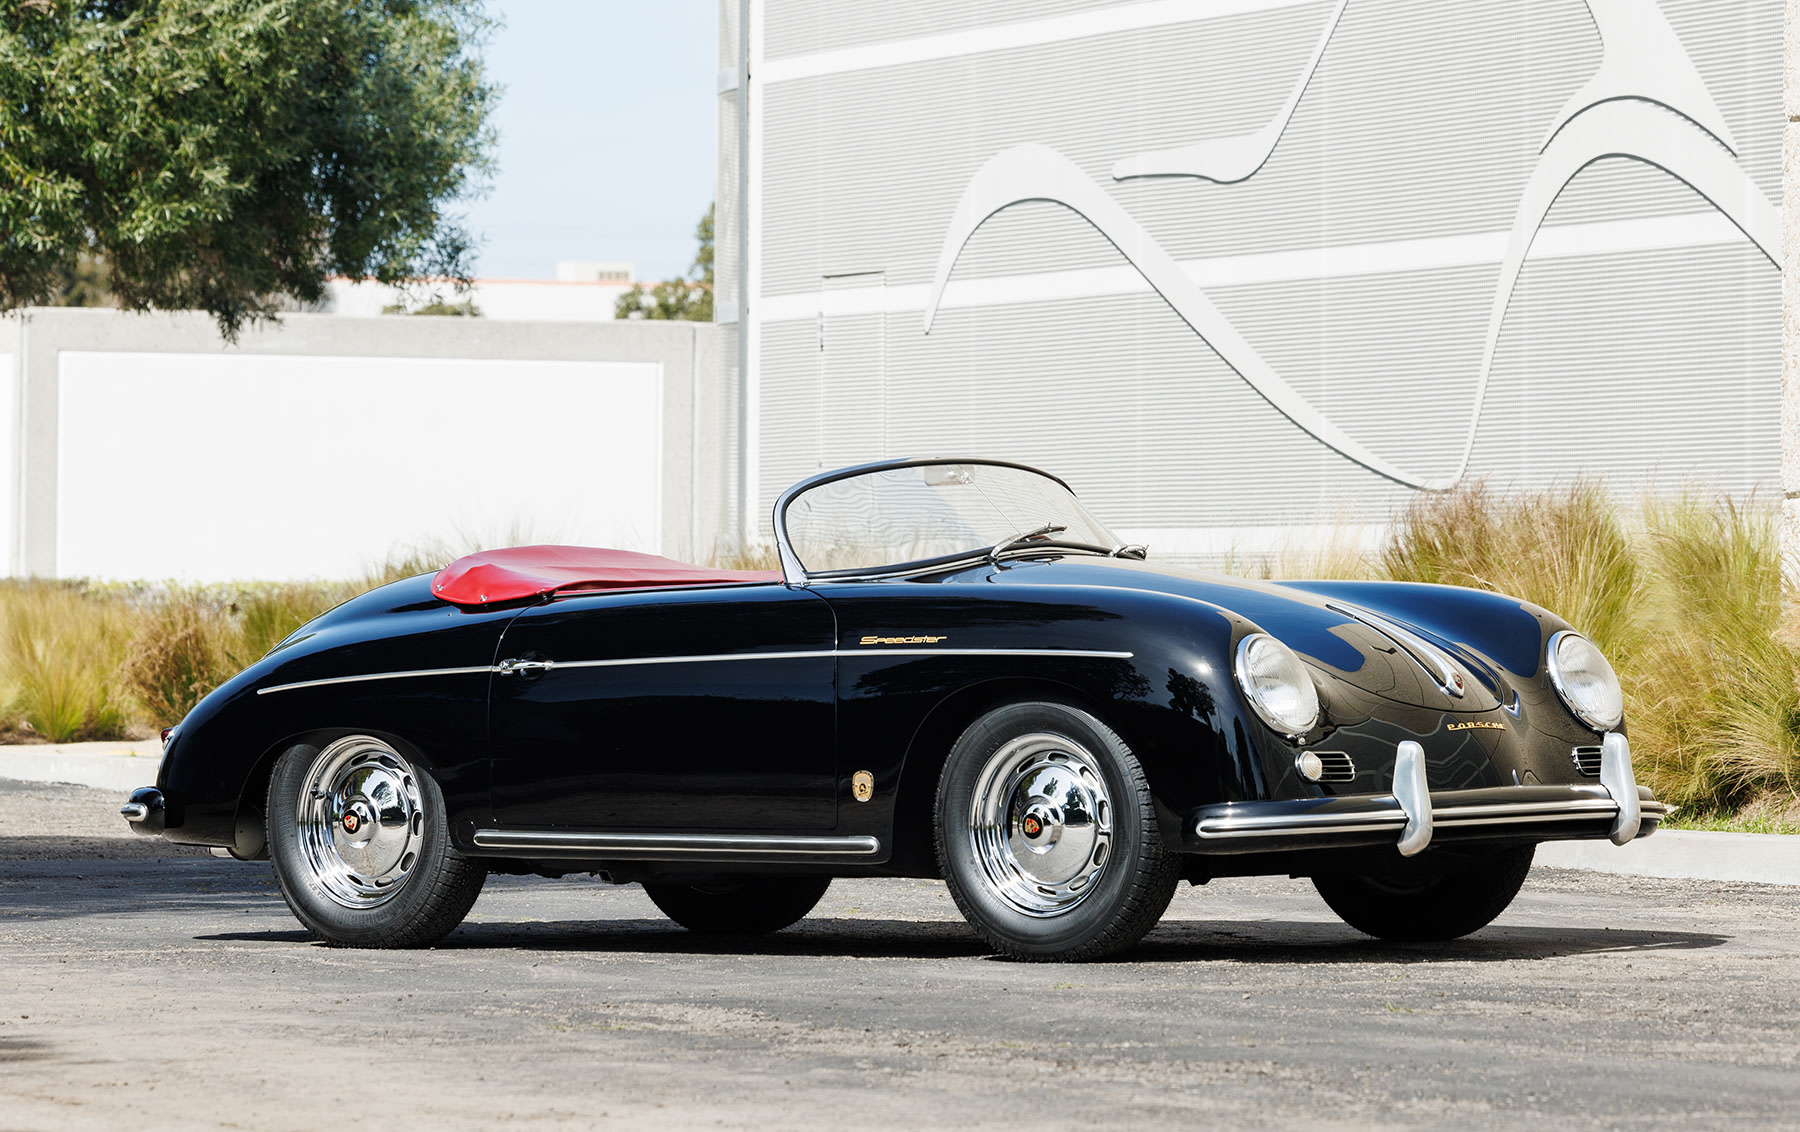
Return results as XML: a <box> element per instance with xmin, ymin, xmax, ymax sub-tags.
<box><xmin>716</xmin><ymin>0</ymin><xmax>1783</xmax><ymax>562</ymax></box>
<box><xmin>556</xmin><ymin>261</ymin><xmax>636</xmax><ymax>283</ymax></box>
<box><xmin>322</xmin><ymin>272</ymin><xmax>636</xmax><ymax>322</ymax></box>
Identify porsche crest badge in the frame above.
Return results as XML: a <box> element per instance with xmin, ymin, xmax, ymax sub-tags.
<box><xmin>851</xmin><ymin>770</ymin><xmax>875</xmax><ymax>802</ymax></box>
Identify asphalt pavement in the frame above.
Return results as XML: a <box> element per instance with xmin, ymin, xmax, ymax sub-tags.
<box><xmin>3</xmin><ymin>778</ymin><xmax>1798</xmax><ymax>1131</ymax></box>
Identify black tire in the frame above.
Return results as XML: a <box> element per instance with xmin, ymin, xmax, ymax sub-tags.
<box><xmin>1312</xmin><ymin>844</ymin><xmax>1536</xmax><ymax>942</ymax></box>
<box><xmin>935</xmin><ymin>701</ymin><xmax>1179</xmax><ymax>962</ymax></box>
<box><xmin>643</xmin><ymin>876</ymin><xmax>832</xmax><ymax>934</ymax></box>
<box><xmin>267</xmin><ymin>736</ymin><xmax>486</xmax><ymax>948</ymax></box>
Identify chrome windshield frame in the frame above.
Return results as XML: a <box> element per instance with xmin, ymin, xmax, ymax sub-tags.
<box><xmin>770</xmin><ymin>457</ymin><xmax>1082</xmax><ymax>587</ymax></box>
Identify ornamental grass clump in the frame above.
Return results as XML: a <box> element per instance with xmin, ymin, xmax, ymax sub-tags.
<box><xmin>0</xmin><ymin>581</ymin><xmax>133</xmax><ymax>742</ymax></box>
<box><xmin>119</xmin><ymin>591</ymin><xmax>237</xmax><ymax>726</ymax></box>
<box><xmin>1628</xmin><ymin>496</ymin><xmax>1799</xmax><ymax>813</ymax></box>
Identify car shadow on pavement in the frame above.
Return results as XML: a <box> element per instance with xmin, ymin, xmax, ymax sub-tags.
<box><xmin>1132</xmin><ymin>919</ymin><xmax>1726</xmax><ymax>963</ymax></box>
<box><xmin>201</xmin><ymin>917</ymin><xmax>994</xmax><ymax>957</ymax></box>
<box><xmin>197</xmin><ymin>916</ymin><xmax>1726</xmax><ymax>962</ymax></box>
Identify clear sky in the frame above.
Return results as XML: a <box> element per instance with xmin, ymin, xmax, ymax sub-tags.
<box><xmin>460</xmin><ymin>1</ymin><xmax>718</xmax><ymax>283</ymax></box>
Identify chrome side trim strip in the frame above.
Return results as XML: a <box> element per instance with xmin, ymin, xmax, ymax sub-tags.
<box><xmin>1327</xmin><ymin>601</ymin><xmax>1467</xmax><ymax>699</ymax></box>
<box><xmin>258</xmin><ymin>666</ymin><xmax>496</xmax><ymax>696</ymax></box>
<box><xmin>470</xmin><ymin>829</ymin><xmax>882</xmax><ymax>857</ymax></box>
<box><xmin>551</xmin><ymin>649</ymin><xmax>836</xmax><ymax>670</ymax></box>
<box><xmin>841</xmin><ymin>647</ymin><xmax>1134</xmax><ymax>660</ymax></box>
<box><xmin>554</xmin><ymin>648</ymin><xmax>1133</xmax><ymax>671</ymax></box>
<box><xmin>258</xmin><ymin>648</ymin><xmax>1135</xmax><ymax>694</ymax></box>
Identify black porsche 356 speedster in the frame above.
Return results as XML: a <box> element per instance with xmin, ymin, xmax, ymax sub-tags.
<box><xmin>123</xmin><ymin>458</ymin><xmax>1662</xmax><ymax>960</ymax></box>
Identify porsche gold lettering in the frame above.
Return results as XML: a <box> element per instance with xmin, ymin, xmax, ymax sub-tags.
<box><xmin>859</xmin><ymin>635</ymin><xmax>947</xmax><ymax>645</ymax></box>
<box><xmin>1447</xmin><ymin>721</ymin><xmax>1507</xmax><ymax>732</ymax></box>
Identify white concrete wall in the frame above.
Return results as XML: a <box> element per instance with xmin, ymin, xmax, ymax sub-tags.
<box><xmin>322</xmin><ymin>278</ymin><xmax>634</xmax><ymax>321</ymax></box>
<box><xmin>1</xmin><ymin>348</ymin><xmax>14</xmax><ymax>576</ymax></box>
<box><xmin>57</xmin><ymin>352</ymin><xmax>662</xmax><ymax>581</ymax></box>
<box><xmin>6</xmin><ymin>309</ymin><xmax>730</xmax><ymax>582</ymax></box>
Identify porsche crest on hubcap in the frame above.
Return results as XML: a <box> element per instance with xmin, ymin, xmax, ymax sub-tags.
<box><xmin>969</xmin><ymin>733</ymin><xmax>1114</xmax><ymax>917</ymax></box>
<box><xmin>296</xmin><ymin>737</ymin><xmax>425</xmax><ymax>909</ymax></box>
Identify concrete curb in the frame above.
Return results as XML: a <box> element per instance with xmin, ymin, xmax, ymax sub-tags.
<box><xmin>0</xmin><ymin>745</ymin><xmax>1794</xmax><ymax>885</ymax></box>
<box><xmin>1535</xmin><ymin>830</ymin><xmax>1800</xmax><ymax>886</ymax></box>
<box><xmin>0</xmin><ymin>742</ymin><xmax>163</xmax><ymax>794</ymax></box>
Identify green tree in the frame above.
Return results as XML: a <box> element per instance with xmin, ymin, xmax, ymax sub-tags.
<box><xmin>0</xmin><ymin>0</ymin><xmax>496</xmax><ymax>338</ymax></box>
<box><xmin>615</xmin><ymin>203</ymin><xmax>713</xmax><ymax>322</ymax></box>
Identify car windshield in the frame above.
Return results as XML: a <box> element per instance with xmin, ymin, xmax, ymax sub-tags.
<box><xmin>780</xmin><ymin>461</ymin><xmax>1119</xmax><ymax>575</ymax></box>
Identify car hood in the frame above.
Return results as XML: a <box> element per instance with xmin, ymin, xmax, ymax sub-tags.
<box><xmin>991</xmin><ymin>557</ymin><xmax>1508</xmax><ymax>714</ymax></box>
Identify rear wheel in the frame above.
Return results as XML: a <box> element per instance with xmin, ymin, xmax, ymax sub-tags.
<box><xmin>267</xmin><ymin>735</ymin><xmax>486</xmax><ymax>948</ymax></box>
<box><xmin>935</xmin><ymin>702</ymin><xmax>1179</xmax><ymax>961</ymax></box>
<box><xmin>1312</xmin><ymin>844</ymin><xmax>1535</xmax><ymax>941</ymax></box>
<box><xmin>643</xmin><ymin>876</ymin><xmax>832</xmax><ymax>934</ymax></box>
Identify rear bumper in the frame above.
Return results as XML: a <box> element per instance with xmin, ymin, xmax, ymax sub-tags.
<box><xmin>1185</xmin><ymin>731</ymin><xmax>1664</xmax><ymax>856</ymax></box>
<box><xmin>120</xmin><ymin>787</ymin><xmax>166</xmax><ymax>836</ymax></box>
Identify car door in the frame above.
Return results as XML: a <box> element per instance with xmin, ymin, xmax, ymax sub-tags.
<box><xmin>488</xmin><ymin>585</ymin><xmax>838</xmax><ymax>831</ymax></box>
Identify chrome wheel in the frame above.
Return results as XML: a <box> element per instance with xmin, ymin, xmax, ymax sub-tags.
<box><xmin>295</xmin><ymin>736</ymin><xmax>425</xmax><ymax>909</ymax></box>
<box><xmin>968</xmin><ymin>732</ymin><xmax>1114</xmax><ymax>917</ymax></box>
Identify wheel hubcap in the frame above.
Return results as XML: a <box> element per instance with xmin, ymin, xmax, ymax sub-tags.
<box><xmin>969</xmin><ymin>732</ymin><xmax>1114</xmax><ymax>917</ymax></box>
<box><xmin>296</xmin><ymin>737</ymin><xmax>425</xmax><ymax>909</ymax></box>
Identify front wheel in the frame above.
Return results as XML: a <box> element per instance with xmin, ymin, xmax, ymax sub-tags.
<box><xmin>1311</xmin><ymin>844</ymin><xmax>1535</xmax><ymax>941</ymax></box>
<box><xmin>267</xmin><ymin>735</ymin><xmax>486</xmax><ymax>948</ymax></box>
<box><xmin>935</xmin><ymin>702</ymin><xmax>1179</xmax><ymax>961</ymax></box>
<box><xmin>643</xmin><ymin>876</ymin><xmax>832</xmax><ymax>934</ymax></box>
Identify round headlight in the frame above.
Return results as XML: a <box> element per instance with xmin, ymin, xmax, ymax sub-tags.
<box><xmin>1234</xmin><ymin>633</ymin><xmax>1321</xmax><ymax>738</ymax></box>
<box><xmin>1546</xmin><ymin>631</ymin><xmax>1623</xmax><ymax>731</ymax></box>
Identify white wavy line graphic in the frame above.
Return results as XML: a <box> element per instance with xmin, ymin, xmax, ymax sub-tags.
<box><xmin>1111</xmin><ymin>0</ymin><xmax>1347</xmax><ymax>183</ymax></box>
<box><xmin>924</xmin><ymin>142</ymin><xmax>1456</xmax><ymax>489</ymax></box>
<box><xmin>921</xmin><ymin>0</ymin><xmax>1779</xmax><ymax>491</ymax></box>
<box><xmin>1543</xmin><ymin>0</ymin><xmax>1737</xmax><ymax>155</ymax></box>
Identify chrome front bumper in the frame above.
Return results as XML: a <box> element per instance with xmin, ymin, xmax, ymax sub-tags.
<box><xmin>1187</xmin><ymin>731</ymin><xmax>1665</xmax><ymax>857</ymax></box>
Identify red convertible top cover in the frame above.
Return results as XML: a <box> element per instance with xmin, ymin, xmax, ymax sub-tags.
<box><xmin>431</xmin><ymin>546</ymin><xmax>782</xmax><ymax>605</ymax></box>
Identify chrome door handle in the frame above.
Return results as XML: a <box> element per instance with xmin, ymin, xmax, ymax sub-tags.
<box><xmin>497</xmin><ymin>658</ymin><xmax>555</xmax><ymax>676</ymax></box>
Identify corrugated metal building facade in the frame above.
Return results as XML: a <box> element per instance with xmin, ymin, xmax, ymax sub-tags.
<box><xmin>716</xmin><ymin>1</ymin><xmax>1781</xmax><ymax>560</ymax></box>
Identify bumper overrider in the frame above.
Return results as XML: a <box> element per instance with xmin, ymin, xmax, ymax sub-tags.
<box><xmin>121</xmin><ymin>787</ymin><xmax>166</xmax><ymax>835</ymax></box>
<box><xmin>1186</xmin><ymin>732</ymin><xmax>1665</xmax><ymax>857</ymax></box>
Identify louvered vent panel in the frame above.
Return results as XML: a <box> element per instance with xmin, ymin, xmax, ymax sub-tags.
<box><xmin>718</xmin><ymin>0</ymin><xmax>738</xmax><ymax>71</ymax></box>
<box><xmin>765</xmin><ymin>0</ymin><xmax>1132</xmax><ymax>60</ymax></box>
<box><xmin>1571</xmin><ymin>747</ymin><xmax>1604</xmax><ymax>777</ymax></box>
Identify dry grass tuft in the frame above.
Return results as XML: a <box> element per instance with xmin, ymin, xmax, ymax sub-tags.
<box><xmin>1626</xmin><ymin>495</ymin><xmax>1798</xmax><ymax>810</ymax></box>
<box><xmin>1382</xmin><ymin>479</ymin><xmax>1644</xmax><ymax>664</ymax></box>
<box><xmin>119</xmin><ymin>593</ymin><xmax>233</xmax><ymax>726</ymax></box>
<box><xmin>710</xmin><ymin>542</ymin><xmax>781</xmax><ymax>572</ymax></box>
<box><xmin>0</xmin><ymin>582</ymin><xmax>132</xmax><ymax>742</ymax></box>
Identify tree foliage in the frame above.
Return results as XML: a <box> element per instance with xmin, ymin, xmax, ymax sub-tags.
<box><xmin>0</xmin><ymin>0</ymin><xmax>496</xmax><ymax>337</ymax></box>
<box><xmin>615</xmin><ymin>203</ymin><xmax>713</xmax><ymax>322</ymax></box>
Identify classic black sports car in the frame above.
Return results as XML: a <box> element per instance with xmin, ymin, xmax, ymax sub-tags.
<box><xmin>123</xmin><ymin>458</ymin><xmax>1663</xmax><ymax>960</ymax></box>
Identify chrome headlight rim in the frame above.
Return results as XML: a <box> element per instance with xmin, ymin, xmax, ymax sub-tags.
<box><xmin>1234</xmin><ymin>632</ymin><xmax>1322</xmax><ymax>739</ymax></box>
<box><xmin>1545</xmin><ymin>630</ymin><xmax>1624</xmax><ymax>732</ymax></box>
